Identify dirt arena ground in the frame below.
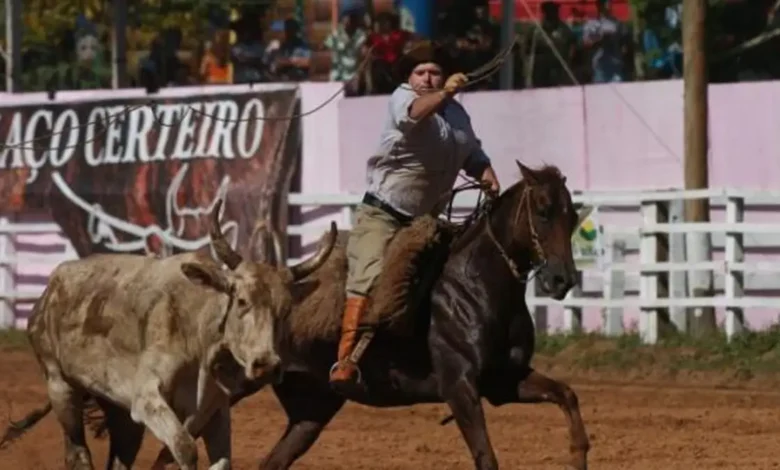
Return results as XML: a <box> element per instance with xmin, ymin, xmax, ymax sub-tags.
<box><xmin>2</xmin><ymin>349</ymin><xmax>780</xmax><ymax>470</ymax></box>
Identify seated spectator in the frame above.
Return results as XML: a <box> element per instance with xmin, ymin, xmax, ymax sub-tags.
<box><xmin>529</xmin><ymin>1</ymin><xmax>576</xmax><ymax>87</ymax></box>
<box><xmin>458</xmin><ymin>4</ymin><xmax>500</xmax><ymax>89</ymax></box>
<box><xmin>200</xmin><ymin>29</ymin><xmax>232</xmax><ymax>84</ymax></box>
<box><xmin>568</xmin><ymin>8</ymin><xmax>591</xmax><ymax>83</ymax></box>
<box><xmin>138</xmin><ymin>30</ymin><xmax>186</xmax><ymax>91</ymax></box>
<box><xmin>583</xmin><ymin>0</ymin><xmax>627</xmax><ymax>83</ymax></box>
<box><xmin>642</xmin><ymin>5</ymin><xmax>681</xmax><ymax>80</ymax></box>
<box><xmin>265</xmin><ymin>18</ymin><xmax>312</xmax><ymax>82</ymax></box>
<box><xmin>231</xmin><ymin>17</ymin><xmax>268</xmax><ymax>84</ymax></box>
<box><xmin>324</xmin><ymin>9</ymin><xmax>367</xmax><ymax>96</ymax></box>
<box><xmin>366</xmin><ymin>12</ymin><xmax>411</xmax><ymax>94</ymax></box>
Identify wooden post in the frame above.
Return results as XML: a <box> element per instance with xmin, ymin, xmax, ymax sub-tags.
<box><xmin>5</xmin><ymin>0</ymin><xmax>21</xmax><ymax>92</ymax></box>
<box><xmin>683</xmin><ymin>0</ymin><xmax>716</xmax><ymax>337</ymax></box>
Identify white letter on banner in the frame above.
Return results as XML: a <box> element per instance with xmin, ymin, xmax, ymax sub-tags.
<box><xmin>236</xmin><ymin>98</ymin><xmax>264</xmax><ymax>159</ymax></box>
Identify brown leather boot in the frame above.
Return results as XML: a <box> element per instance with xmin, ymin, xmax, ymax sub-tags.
<box><xmin>329</xmin><ymin>296</ymin><xmax>369</xmax><ymax>387</ymax></box>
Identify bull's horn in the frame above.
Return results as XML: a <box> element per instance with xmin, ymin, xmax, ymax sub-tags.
<box><xmin>210</xmin><ymin>199</ymin><xmax>243</xmax><ymax>270</ymax></box>
<box><xmin>287</xmin><ymin>221</ymin><xmax>337</xmax><ymax>281</ymax></box>
<box><xmin>270</xmin><ymin>228</ymin><xmax>284</xmax><ymax>267</ymax></box>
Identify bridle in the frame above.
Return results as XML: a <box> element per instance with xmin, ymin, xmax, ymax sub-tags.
<box><xmin>483</xmin><ymin>185</ymin><xmax>547</xmax><ymax>284</ymax></box>
<box><xmin>443</xmin><ymin>181</ymin><xmax>547</xmax><ymax>285</ymax></box>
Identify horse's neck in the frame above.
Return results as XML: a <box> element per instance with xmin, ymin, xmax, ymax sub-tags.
<box><xmin>487</xmin><ymin>192</ymin><xmax>533</xmax><ymax>269</ymax></box>
<box><xmin>452</xmin><ymin>198</ymin><xmax>532</xmax><ymax>300</ymax></box>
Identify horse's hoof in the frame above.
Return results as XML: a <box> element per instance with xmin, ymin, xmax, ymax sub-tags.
<box><xmin>566</xmin><ymin>452</ymin><xmax>587</xmax><ymax>470</ymax></box>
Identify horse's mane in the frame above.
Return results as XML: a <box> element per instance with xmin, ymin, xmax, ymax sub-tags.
<box><xmin>450</xmin><ymin>164</ymin><xmax>566</xmax><ymax>250</ymax></box>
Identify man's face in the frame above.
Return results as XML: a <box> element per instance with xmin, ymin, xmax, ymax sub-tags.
<box><xmin>408</xmin><ymin>62</ymin><xmax>444</xmax><ymax>93</ymax></box>
<box><xmin>77</xmin><ymin>35</ymin><xmax>98</xmax><ymax>63</ymax></box>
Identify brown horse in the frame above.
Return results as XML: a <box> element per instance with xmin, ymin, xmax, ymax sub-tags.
<box><xmin>99</xmin><ymin>162</ymin><xmax>592</xmax><ymax>469</ymax></box>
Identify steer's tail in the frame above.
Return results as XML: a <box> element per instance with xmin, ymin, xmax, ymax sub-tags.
<box><xmin>0</xmin><ymin>402</ymin><xmax>53</xmax><ymax>448</ymax></box>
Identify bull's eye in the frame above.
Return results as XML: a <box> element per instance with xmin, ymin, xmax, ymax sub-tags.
<box><xmin>237</xmin><ymin>298</ymin><xmax>248</xmax><ymax>309</ymax></box>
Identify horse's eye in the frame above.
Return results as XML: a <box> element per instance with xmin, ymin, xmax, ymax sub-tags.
<box><xmin>537</xmin><ymin>206</ymin><xmax>552</xmax><ymax>219</ymax></box>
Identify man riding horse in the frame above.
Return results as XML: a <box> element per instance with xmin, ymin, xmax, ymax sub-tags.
<box><xmin>329</xmin><ymin>40</ymin><xmax>502</xmax><ymax>390</ymax></box>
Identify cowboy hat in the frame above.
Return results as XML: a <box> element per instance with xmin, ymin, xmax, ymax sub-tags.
<box><xmin>392</xmin><ymin>39</ymin><xmax>454</xmax><ymax>83</ymax></box>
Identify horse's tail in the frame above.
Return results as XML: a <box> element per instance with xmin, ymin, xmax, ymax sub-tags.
<box><xmin>0</xmin><ymin>402</ymin><xmax>53</xmax><ymax>449</ymax></box>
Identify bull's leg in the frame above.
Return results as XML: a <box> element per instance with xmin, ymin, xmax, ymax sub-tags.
<box><xmin>201</xmin><ymin>403</ymin><xmax>231</xmax><ymax>470</ymax></box>
<box><xmin>486</xmin><ymin>367</ymin><xmax>589</xmax><ymax>470</ymax></box>
<box><xmin>260</xmin><ymin>372</ymin><xmax>345</xmax><ymax>470</ymax></box>
<box><xmin>94</xmin><ymin>398</ymin><xmax>145</xmax><ymax>470</ymax></box>
<box><xmin>130</xmin><ymin>378</ymin><xmax>198</xmax><ymax>470</ymax></box>
<box><xmin>150</xmin><ymin>376</ymin><xmax>270</xmax><ymax>468</ymax></box>
<box><xmin>46</xmin><ymin>372</ymin><xmax>95</xmax><ymax>470</ymax></box>
<box><xmin>442</xmin><ymin>377</ymin><xmax>499</xmax><ymax>470</ymax></box>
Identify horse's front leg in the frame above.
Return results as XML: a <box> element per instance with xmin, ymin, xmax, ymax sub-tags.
<box><xmin>486</xmin><ymin>365</ymin><xmax>589</xmax><ymax>470</ymax></box>
<box><xmin>516</xmin><ymin>368</ymin><xmax>589</xmax><ymax>470</ymax></box>
<box><xmin>442</xmin><ymin>374</ymin><xmax>499</xmax><ymax>470</ymax></box>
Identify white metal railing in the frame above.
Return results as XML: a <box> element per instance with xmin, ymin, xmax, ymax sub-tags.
<box><xmin>286</xmin><ymin>188</ymin><xmax>780</xmax><ymax>344</ymax></box>
<box><xmin>4</xmin><ymin>188</ymin><xmax>780</xmax><ymax>343</ymax></box>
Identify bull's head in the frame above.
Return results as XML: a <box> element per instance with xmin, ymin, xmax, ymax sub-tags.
<box><xmin>180</xmin><ymin>199</ymin><xmax>337</xmax><ymax>386</ymax></box>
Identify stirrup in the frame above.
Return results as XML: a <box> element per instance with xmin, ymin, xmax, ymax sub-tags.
<box><xmin>328</xmin><ymin>360</ymin><xmax>363</xmax><ymax>385</ymax></box>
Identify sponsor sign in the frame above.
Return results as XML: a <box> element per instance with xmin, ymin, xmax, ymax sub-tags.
<box><xmin>572</xmin><ymin>206</ymin><xmax>602</xmax><ymax>269</ymax></box>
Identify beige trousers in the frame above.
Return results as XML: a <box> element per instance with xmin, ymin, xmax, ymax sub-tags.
<box><xmin>344</xmin><ymin>203</ymin><xmax>403</xmax><ymax>297</ymax></box>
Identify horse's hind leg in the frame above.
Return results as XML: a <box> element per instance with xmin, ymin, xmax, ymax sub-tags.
<box><xmin>503</xmin><ymin>368</ymin><xmax>590</xmax><ymax>470</ymax></box>
<box><xmin>260</xmin><ymin>372</ymin><xmax>345</xmax><ymax>470</ymax></box>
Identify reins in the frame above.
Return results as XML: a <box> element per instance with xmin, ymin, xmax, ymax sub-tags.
<box><xmin>441</xmin><ymin>178</ymin><xmax>547</xmax><ymax>285</ymax></box>
<box><xmin>482</xmin><ymin>185</ymin><xmax>547</xmax><ymax>284</ymax></box>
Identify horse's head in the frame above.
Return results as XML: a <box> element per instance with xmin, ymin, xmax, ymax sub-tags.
<box><xmin>501</xmin><ymin>161</ymin><xmax>590</xmax><ymax>300</ymax></box>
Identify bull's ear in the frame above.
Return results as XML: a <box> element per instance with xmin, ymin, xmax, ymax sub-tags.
<box><xmin>181</xmin><ymin>263</ymin><xmax>232</xmax><ymax>294</ymax></box>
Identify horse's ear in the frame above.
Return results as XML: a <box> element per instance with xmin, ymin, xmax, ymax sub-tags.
<box><xmin>516</xmin><ymin>160</ymin><xmax>538</xmax><ymax>185</ymax></box>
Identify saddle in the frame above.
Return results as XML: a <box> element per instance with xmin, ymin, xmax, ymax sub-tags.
<box><xmin>285</xmin><ymin>214</ymin><xmax>466</xmax><ymax>348</ymax></box>
<box><xmin>363</xmin><ymin>214</ymin><xmax>456</xmax><ymax>336</ymax></box>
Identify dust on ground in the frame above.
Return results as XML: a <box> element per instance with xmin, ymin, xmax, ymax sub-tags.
<box><xmin>2</xmin><ymin>344</ymin><xmax>780</xmax><ymax>469</ymax></box>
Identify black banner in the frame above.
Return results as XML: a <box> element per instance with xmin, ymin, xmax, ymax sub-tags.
<box><xmin>0</xmin><ymin>86</ymin><xmax>300</xmax><ymax>259</ymax></box>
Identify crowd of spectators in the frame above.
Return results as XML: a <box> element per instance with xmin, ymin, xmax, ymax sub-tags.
<box><xmin>14</xmin><ymin>0</ymin><xmax>780</xmax><ymax>95</ymax></box>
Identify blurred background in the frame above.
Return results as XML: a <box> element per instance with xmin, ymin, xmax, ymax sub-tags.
<box><xmin>4</xmin><ymin>0</ymin><xmax>777</xmax><ymax>94</ymax></box>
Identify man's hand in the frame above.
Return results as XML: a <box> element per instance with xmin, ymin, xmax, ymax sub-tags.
<box><xmin>480</xmin><ymin>166</ymin><xmax>500</xmax><ymax>197</ymax></box>
<box><xmin>443</xmin><ymin>73</ymin><xmax>469</xmax><ymax>96</ymax></box>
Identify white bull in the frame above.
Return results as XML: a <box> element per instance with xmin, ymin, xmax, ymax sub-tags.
<box><xmin>0</xmin><ymin>200</ymin><xmax>337</xmax><ymax>470</ymax></box>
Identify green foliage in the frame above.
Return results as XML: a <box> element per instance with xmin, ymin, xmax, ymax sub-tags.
<box><xmin>535</xmin><ymin>324</ymin><xmax>780</xmax><ymax>380</ymax></box>
<box><xmin>0</xmin><ymin>329</ymin><xmax>30</xmax><ymax>350</ymax></box>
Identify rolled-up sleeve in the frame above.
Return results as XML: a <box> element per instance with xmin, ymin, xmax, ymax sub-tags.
<box><xmin>463</xmin><ymin>142</ymin><xmax>491</xmax><ymax>179</ymax></box>
<box><xmin>455</xmin><ymin>102</ymin><xmax>491</xmax><ymax>178</ymax></box>
<box><xmin>389</xmin><ymin>86</ymin><xmax>419</xmax><ymax>133</ymax></box>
